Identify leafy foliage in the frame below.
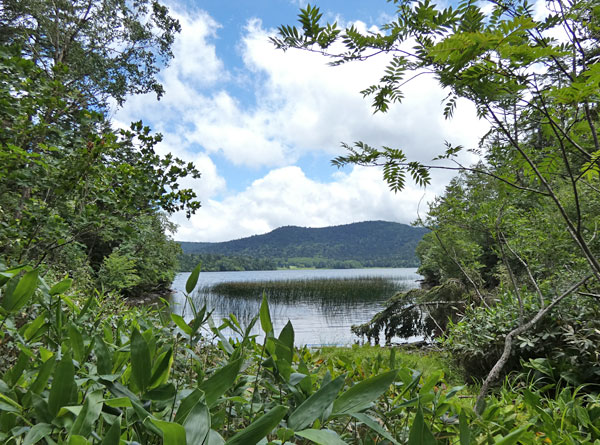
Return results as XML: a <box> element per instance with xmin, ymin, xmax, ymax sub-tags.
<box><xmin>2</xmin><ymin>266</ymin><xmax>598</xmax><ymax>443</ymax></box>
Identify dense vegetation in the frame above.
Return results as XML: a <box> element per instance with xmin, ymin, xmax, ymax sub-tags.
<box><xmin>0</xmin><ymin>0</ymin><xmax>199</xmax><ymax>297</ymax></box>
<box><xmin>1</xmin><ymin>266</ymin><xmax>599</xmax><ymax>443</ymax></box>
<box><xmin>178</xmin><ymin>221</ymin><xmax>428</xmax><ymax>271</ymax></box>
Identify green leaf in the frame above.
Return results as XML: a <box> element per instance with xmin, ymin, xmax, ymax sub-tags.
<box><xmin>71</xmin><ymin>391</ymin><xmax>103</xmax><ymax>437</ymax></box>
<box><xmin>150</xmin><ymin>419</ymin><xmax>187</xmax><ymax>445</ymax></box>
<box><xmin>295</xmin><ymin>428</ymin><xmax>347</xmax><ymax>445</ymax></box>
<box><xmin>352</xmin><ymin>413</ymin><xmax>399</xmax><ymax>445</ymax></box>
<box><xmin>49</xmin><ymin>278</ymin><xmax>73</xmax><ymax>296</ymax></box>
<box><xmin>206</xmin><ymin>430</ymin><xmax>225</xmax><ymax>445</ymax></box>
<box><xmin>408</xmin><ymin>406</ymin><xmax>437</xmax><ymax>445</ymax></box>
<box><xmin>277</xmin><ymin>320</ymin><xmax>294</xmax><ymax>362</ymax></box>
<box><xmin>95</xmin><ymin>335</ymin><xmax>113</xmax><ymax>375</ymax></box>
<box><xmin>68</xmin><ymin>435</ymin><xmax>89</xmax><ymax>445</ymax></box>
<box><xmin>171</xmin><ymin>313</ymin><xmax>193</xmax><ymax>336</ymax></box>
<box><xmin>23</xmin><ymin>423</ymin><xmax>52</xmax><ymax>445</ymax></box>
<box><xmin>174</xmin><ymin>389</ymin><xmax>204</xmax><ymax>424</ymax></box>
<box><xmin>31</xmin><ymin>356</ymin><xmax>55</xmax><ymax>394</ymax></box>
<box><xmin>494</xmin><ymin>426</ymin><xmax>529</xmax><ymax>444</ymax></box>
<box><xmin>186</xmin><ymin>263</ymin><xmax>202</xmax><ymax>294</ymax></box>
<box><xmin>24</xmin><ymin>314</ymin><xmax>46</xmax><ymax>341</ymax></box>
<box><xmin>68</xmin><ymin>324</ymin><xmax>85</xmax><ymax>363</ymax></box>
<box><xmin>130</xmin><ymin>328</ymin><xmax>152</xmax><ymax>393</ymax></box>
<box><xmin>332</xmin><ymin>370</ymin><xmax>397</xmax><ymax>415</ymax></box>
<box><xmin>184</xmin><ymin>401</ymin><xmax>211</xmax><ymax>445</ymax></box>
<box><xmin>288</xmin><ymin>374</ymin><xmax>345</xmax><ymax>430</ymax></box>
<box><xmin>149</xmin><ymin>347</ymin><xmax>173</xmax><ymax>389</ymax></box>
<box><xmin>259</xmin><ymin>293</ymin><xmax>273</xmax><ymax>335</ymax></box>
<box><xmin>225</xmin><ymin>405</ymin><xmax>287</xmax><ymax>445</ymax></box>
<box><xmin>1</xmin><ymin>269</ymin><xmax>39</xmax><ymax>313</ymax></box>
<box><xmin>101</xmin><ymin>416</ymin><xmax>122</xmax><ymax>445</ymax></box>
<box><xmin>48</xmin><ymin>352</ymin><xmax>76</xmax><ymax>418</ymax></box>
<box><xmin>459</xmin><ymin>409</ymin><xmax>470</xmax><ymax>445</ymax></box>
<box><xmin>199</xmin><ymin>358</ymin><xmax>243</xmax><ymax>407</ymax></box>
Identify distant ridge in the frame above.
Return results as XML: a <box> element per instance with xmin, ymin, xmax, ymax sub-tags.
<box><xmin>177</xmin><ymin>221</ymin><xmax>428</xmax><ymax>271</ymax></box>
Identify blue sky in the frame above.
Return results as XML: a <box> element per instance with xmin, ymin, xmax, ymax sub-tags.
<box><xmin>115</xmin><ymin>0</ymin><xmax>488</xmax><ymax>242</ymax></box>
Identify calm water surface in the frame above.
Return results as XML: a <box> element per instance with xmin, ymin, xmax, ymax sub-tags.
<box><xmin>171</xmin><ymin>268</ymin><xmax>421</xmax><ymax>346</ymax></box>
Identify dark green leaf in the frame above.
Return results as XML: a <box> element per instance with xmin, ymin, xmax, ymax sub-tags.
<box><xmin>48</xmin><ymin>352</ymin><xmax>76</xmax><ymax>418</ymax></box>
<box><xmin>186</xmin><ymin>263</ymin><xmax>202</xmax><ymax>294</ymax></box>
<box><xmin>225</xmin><ymin>405</ymin><xmax>287</xmax><ymax>445</ymax></box>
<box><xmin>288</xmin><ymin>374</ymin><xmax>345</xmax><ymax>430</ymax></box>
<box><xmin>333</xmin><ymin>370</ymin><xmax>397</xmax><ymax>415</ymax></box>
<box><xmin>130</xmin><ymin>328</ymin><xmax>151</xmax><ymax>393</ymax></box>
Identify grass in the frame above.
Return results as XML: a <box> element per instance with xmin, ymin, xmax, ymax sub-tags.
<box><xmin>206</xmin><ymin>276</ymin><xmax>404</xmax><ymax>302</ymax></box>
<box><xmin>315</xmin><ymin>344</ymin><xmax>467</xmax><ymax>387</ymax></box>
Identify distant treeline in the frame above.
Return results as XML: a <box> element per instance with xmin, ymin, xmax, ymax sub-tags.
<box><xmin>177</xmin><ymin>253</ymin><xmax>418</xmax><ymax>272</ymax></box>
<box><xmin>178</xmin><ymin>221</ymin><xmax>427</xmax><ymax>271</ymax></box>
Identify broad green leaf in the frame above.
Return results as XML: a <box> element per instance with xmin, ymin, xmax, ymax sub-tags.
<box><xmin>149</xmin><ymin>347</ymin><xmax>173</xmax><ymax>389</ymax></box>
<box><xmin>130</xmin><ymin>328</ymin><xmax>151</xmax><ymax>393</ymax></box>
<box><xmin>184</xmin><ymin>401</ymin><xmax>211</xmax><ymax>445</ymax></box>
<box><xmin>68</xmin><ymin>434</ymin><xmax>90</xmax><ymax>444</ymax></box>
<box><xmin>104</xmin><ymin>397</ymin><xmax>132</xmax><ymax>408</ymax></box>
<box><xmin>145</xmin><ymin>383</ymin><xmax>176</xmax><ymax>401</ymax></box>
<box><xmin>186</xmin><ymin>263</ymin><xmax>202</xmax><ymax>294</ymax></box>
<box><xmin>459</xmin><ymin>410</ymin><xmax>470</xmax><ymax>445</ymax></box>
<box><xmin>225</xmin><ymin>405</ymin><xmax>287</xmax><ymax>445</ymax></box>
<box><xmin>24</xmin><ymin>314</ymin><xmax>46</xmax><ymax>341</ymax></box>
<box><xmin>206</xmin><ymin>430</ymin><xmax>225</xmax><ymax>445</ymax></box>
<box><xmin>352</xmin><ymin>413</ymin><xmax>399</xmax><ymax>445</ymax></box>
<box><xmin>259</xmin><ymin>293</ymin><xmax>273</xmax><ymax>335</ymax></box>
<box><xmin>174</xmin><ymin>389</ymin><xmax>204</xmax><ymax>424</ymax></box>
<box><xmin>199</xmin><ymin>358</ymin><xmax>243</xmax><ymax>407</ymax></box>
<box><xmin>277</xmin><ymin>320</ymin><xmax>294</xmax><ymax>362</ymax></box>
<box><xmin>48</xmin><ymin>352</ymin><xmax>76</xmax><ymax>417</ymax></box>
<box><xmin>70</xmin><ymin>391</ymin><xmax>103</xmax><ymax>437</ymax></box>
<box><xmin>295</xmin><ymin>428</ymin><xmax>347</xmax><ymax>445</ymax></box>
<box><xmin>333</xmin><ymin>370</ymin><xmax>397</xmax><ymax>415</ymax></box>
<box><xmin>1</xmin><ymin>269</ymin><xmax>39</xmax><ymax>313</ymax></box>
<box><xmin>407</xmin><ymin>406</ymin><xmax>437</xmax><ymax>445</ymax></box>
<box><xmin>49</xmin><ymin>278</ymin><xmax>73</xmax><ymax>296</ymax></box>
<box><xmin>94</xmin><ymin>335</ymin><xmax>113</xmax><ymax>375</ymax></box>
<box><xmin>171</xmin><ymin>313</ymin><xmax>193</xmax><ymax>336</ymax></box>
<box><xmin>0</xmin><ymin>392</ymin><xmax>22</xmax><ymax>412</ymax></box>
<box><xmin>288</xmin><ymin>374</ymin><xmax>345</xmax><ymax>430</ymax></box>
<box><xmin>23</xmin><ymin>423</ymin><xmax>52</xmax><ymax>445</ymax></box>
<box><xmin>101</xmin><ymin>416</ymin><xmax>122</xmax><ymax>445</ymax></box>
<box><xmin>150</xmin><ymin>418</ymin><xmax>187</xmax><ymax>445</ymax></box>
<box><xmin>68</xmin><ymin>324</ymin><xmax>85</xmax><ymax>363</ymax></box>
<box><xmin>494</xmin><ymin>426</ymin><xmax>529</xmax><ymax>445</ymax></box>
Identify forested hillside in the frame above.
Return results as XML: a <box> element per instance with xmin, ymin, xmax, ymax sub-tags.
<box><xmin>178</xmin><ymin>221</ymin><xmax>428</xmax><ymax>270</ymax></box>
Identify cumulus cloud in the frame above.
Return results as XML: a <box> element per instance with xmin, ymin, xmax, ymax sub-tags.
<box><xmin>173</xmin><ymin>165</ymin><xmax>438</xmax><ymax>242</ymax></box>
<box><xmin>114</xmin><ymin>4</ymin><xmax>489</xmax><ymax>242</ymax></box>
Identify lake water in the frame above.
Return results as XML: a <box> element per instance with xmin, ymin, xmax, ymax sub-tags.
<box><xmin>171</xmin><ymin>268</ymin><xmax>421</xmax><ymax>346</ymax></box>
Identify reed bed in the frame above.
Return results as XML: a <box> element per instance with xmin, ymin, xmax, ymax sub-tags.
<box><xmin>207</xmin><ymin>276</ymin><xmax>404</xmax><ymax>302</ymax></box>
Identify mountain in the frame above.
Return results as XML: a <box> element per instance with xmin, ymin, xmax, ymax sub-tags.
<box><xmin>177</xmin><ymin>221</ymin><xmax>428</xmax><ymax>271</ymax></box>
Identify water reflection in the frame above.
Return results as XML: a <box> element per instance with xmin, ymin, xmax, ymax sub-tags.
<box><xmin>171</xmin><ymin>268</ymin><xmax>421</xmax><ymax>346</ymax></box>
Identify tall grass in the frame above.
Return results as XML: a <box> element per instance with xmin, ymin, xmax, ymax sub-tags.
<box><xmin>206</xmin><ymin>276</ymin><xmax>404</xmax><ymax>302</ymax></box>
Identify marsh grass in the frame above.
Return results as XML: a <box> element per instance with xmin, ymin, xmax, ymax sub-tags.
<box><xmin>206</xmin><ymin>276</ymin><xmax>403</xmax><ymax>302</ymax></box>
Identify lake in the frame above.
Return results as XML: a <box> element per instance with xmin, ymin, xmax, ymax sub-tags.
<box><xmin>171</xmin><ymin>268</ymin><xmax>421</xmax><ymax>346</ymax></box>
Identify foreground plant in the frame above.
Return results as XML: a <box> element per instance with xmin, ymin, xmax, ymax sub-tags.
<box><xmin>1</xmin><ymin>264</ymin><xmax>598</xmax><ymax>444</ymax></box>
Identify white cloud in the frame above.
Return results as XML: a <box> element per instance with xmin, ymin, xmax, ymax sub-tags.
<box><xmin>114</xmin><ymin>5</ymin><xmax>489</xmax><ymax>242</ymax></box>
<box><xmin>173</xmin><ymin>165</ymin><xmax>438</xmax><ymax>242</ymax></box>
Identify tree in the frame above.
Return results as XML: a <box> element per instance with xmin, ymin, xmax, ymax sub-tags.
<box><xmin>0</xmin><ymin>0</ymin><xmax>200</xmax><ymax>295</ymax></box>
<box><xmin>0</xmin><ymin>0</ymin><xmax>180</xmax><ymax>108</ymax></box>
<box><xmin>274</xmin><ymin>0</ymin><xmax>600</xmax><ymax>410</ymax></box>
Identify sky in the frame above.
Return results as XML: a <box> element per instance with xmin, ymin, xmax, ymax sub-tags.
<box><xmin>114</xmin><ymin>0</ymin><xmax>490</xmax><ymax>242</ymax></box>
